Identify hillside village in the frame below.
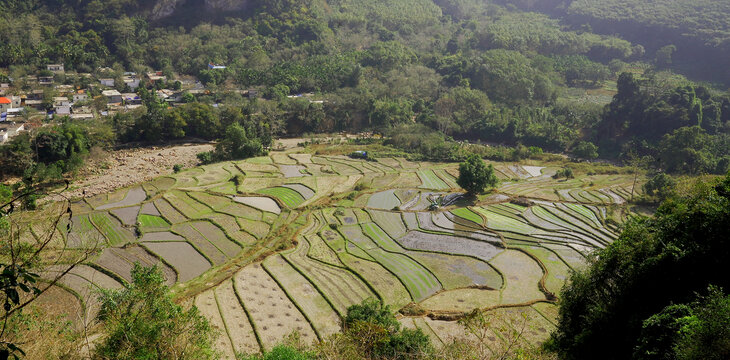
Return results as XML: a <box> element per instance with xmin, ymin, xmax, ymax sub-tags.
<box><xmin>0</xmin><ymin>64</ymin><xmax>267</xmax><ymax>144</ymax></box>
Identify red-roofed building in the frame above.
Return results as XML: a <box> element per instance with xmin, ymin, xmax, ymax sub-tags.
<box><xmin>0</xmin><ymin>97</ymin><xmax>11</xmax><ymax>113</ymax></box>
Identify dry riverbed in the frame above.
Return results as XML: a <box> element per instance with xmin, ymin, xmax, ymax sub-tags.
<box><xmin>56</xmin><ymin>143</ymin><xmax>214</xmax><ymax>201</ymax></box>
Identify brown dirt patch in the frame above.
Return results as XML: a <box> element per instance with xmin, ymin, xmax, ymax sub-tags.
<box><xmin>95</xmin><ymin>246</ymin><xmax>177</xmax><ymax>285</ymax></box>
<box><xmin>53</xmin><ymin>143</ymin><xmax>214</xmax><ymax>201</ymax></box>
<box><xmin>195</xmin><ymin>290</ymin><xmax>236</xmax><ymax>359</ymax></box>
<box><xmin>234</xmin><ymin>263</ymin><xmax>317</xmax><ymax>350</ymax></box>
<box><xmin>139</xmin><ymin>231</ymin><xmax>185</xmax><ymax>242</ymax></box>
<box><xmin>232</xmin><ymin>196</ymin><xmax>281</xmax><ymax>214</ymax></box>
<box><xmin>110</xmin><ymin>206</ymin><xmax>140</xmax><ymax>226</ymax></box>
<box><xmin>140</xmin><ymin>202</ymin><xmax>161</xmax><ymax>216</ymax></box>
<box><xmin>215</xmin><ymin>280</ymin><xmax>260</xmax><ymax>355</ymax></box>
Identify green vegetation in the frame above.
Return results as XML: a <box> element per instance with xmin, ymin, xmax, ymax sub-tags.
<box><xmin>1</xmin><ymin>0</ymin><xmax>727</xmax><ymax>179</ymax></box>
<box><xmin>197</xmin><ymin>123</ymin><xmax>267</xmax><ymax>164</ymax></box>
<box><xmin>95</xmin><ymin>264</ymin><xmax>216</xmax><ymax>359</ymax></box>
<box><xmin>239</xmin><ymin>345</ymin><xmax>316</xmax><ymax>360</ymax></box>
<box><xmin>457</xmin><ymin>154</ymin><xmax>498</xmax><ymax>195</ymax></box>
<box><xmin>4</xmin><ymin>0</ymin><xmax>730</xmax><ymax>354</ymax></box>
<box><xmin>642</xmin><ymin>173</ymin><xmax>676</xmax><ymax>202</ymax></box>
<box><xmin>343</xmin><ymin>299</ymin><xmax>433</xmax><ymax>359</ymax></box>
<box><xmin>597</xmin><ymin>73</ymin><xmax>729</xmax><ymax>174</ymax></box>
<box><xmin>502</xmin><ymin>0</ymin><xmax>730</xmax><ymax>84</ymax></box>
<box><xmin>550</xmin><ymin>173</ymin><xmax>730</xmax><ymax>359</ymax></box>
<box><xmin>90</xmin><ymin>212</ymin><xmax>135</xmax><ymax>245</ymax></box>
<box><xmin>417</xmin><ymin>170</ymin><xmax>449</xmax><ymax>190</ymax></box>
<box><xmin>257</xmin><ymin>187</ymin><xmax>306</xmax><ymax>208</ymax></box>
<box><xmin>634</xmin><ymin>285</ymin><xmax>730</xmax><ymax>360</ymax></box>
<box><xmin>450</xmin><ymin>208</ymin><xmax>483</xmax><ymax>226</ymax></box>
<box><xmin>0</xmin><ymin>122</ymin><xmax>93</xmax><ymax>187</ymax></box>
<box><xmin>475</xmin><ymin>207</ymin><xmax>539</xmax><ymax>235</ymax></box>
<box><xmin>553</xmin><ymin>167</ymin><xmax>575</xmax><ymax>180</ymax></box>
<box><xmin>137</xmin><ymin>214</ymin><xmax>170</xmax><ymax>229</ymax></box>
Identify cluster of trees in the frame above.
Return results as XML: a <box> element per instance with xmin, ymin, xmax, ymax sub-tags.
<box><xmin>502</xmin><ymin>0</ymin><xmax>730</xmax><ymax>85</ymax></box>
<box><xmin>597</xmin><ymin>72</ymin><xmax>730</xmax><ymax>174</ymax></box>
<box><xmin>113</xmin><ymin>88</ymin><xmax>273</xmax><ymax>148</ymax></box>
<box><xmin>0</xmin><ymin>122</ymin><xmax>94</xmax><ymax>195</ymax></box>
<box><xmin>197</xmin><ymin>123</ymin><xmax>266</xmax><ymax>164</ymax></box>
<box><xmin>384</xmin><ymin>123</ymin><xmax>551</xmax><ymax>164</ymax></box>
<box><xmin>550</xmin><ymin>173</ymin><xmax>730</xmax><ymax>359</ymax></box>
<box><xmin>2</xmin><ymin>0</ymin><xmax>728</xmax><ymax>176</ymax></box>
<box><xmin>0</xmin><ymin>4</ymin><xmax>643</xmax><ymax>108</ymax></box>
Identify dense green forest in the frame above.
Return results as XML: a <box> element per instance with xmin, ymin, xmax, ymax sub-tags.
<box><xmin>551</xmin><ymin>173</ymin><xmax>730</xmax><ymax>360</ymax></box>
<box><xmin>501</xmin><ymin>0</ymin><xmax>730</xmax><ymax>85</ymax></box>
<box><xmin>1</xmin><ymin>0</ymin><xmax>729</xmax><ymax>180</ymax></box>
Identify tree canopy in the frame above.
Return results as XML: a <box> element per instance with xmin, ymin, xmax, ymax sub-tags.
<box><xmin>95</xmin><ymin>264</ymin><xmax>216</xmax><ymax>360</ymax></box>
<box><xmin>457</xmin><ymin>154</ymin><xmax>498</xmax><ymax>195</ymax></box>
<box><xmin>550</xmin><ymin>173</ymin><xmax>730</xmax><ymax>359</ymax></box>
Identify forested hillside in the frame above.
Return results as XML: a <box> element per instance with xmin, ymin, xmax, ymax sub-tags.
<box><xmin>501</xmin><ymin>0</ymin><xmax>730</xmax><ymax>85</ymax></box>
<box><xmin>1</xmin><ymin>0</ymin><xmax>729</xmax><ymax>182</ymax></box>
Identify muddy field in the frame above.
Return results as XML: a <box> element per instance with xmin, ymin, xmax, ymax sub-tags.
<box><xmin>234</xmin><ymin>263</ymin><xmax>317</xmax><ymax>350</ymax></box>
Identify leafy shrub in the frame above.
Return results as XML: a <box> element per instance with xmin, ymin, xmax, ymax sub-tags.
<box><xmin>643</xmin><ymin>173</ymin><xmax>676</xmax><ymax>201</ymax></box>
<box><xmin>95</xmin><ymin>264</ymin><xmax>216</xmax><ymax>359</ymax></box>
<box><xmin>232</xmin><ymin>174</ymin><xmax>245</xmax><ymax>186</ymax></box>
<box><xmin>344</xmin><ymin>299</ymin><xmax>432</xmax><ymax>359</ymax></box>
<box><xmin>571</xmin><ymin>141</ymin><xmax>599</xmax><ymax>159</ymax></box>
<box><xmin>197</xmin><ymin>151</ymin><xmax>214</xmax><ymax>165</ymax></box>
<box><xmin>345</xmin><ymin>299</ymin><xmax>400</xmax><ymax>332</ymax></box>
<box><xmin>550</xmin><ymin>174</ymin><xmax>730</xmax><ymax>359</ymax></box>
<box><xmin>553</xmin><ymin>167</ymin><xmax>574</xmax><ymax>179</ymax></box>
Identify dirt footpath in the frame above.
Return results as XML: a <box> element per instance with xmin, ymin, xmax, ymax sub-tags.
<box><xmin>61</xmin><ymin>143</ymin><xmax>214</xmax><ymax>200</ymax></box>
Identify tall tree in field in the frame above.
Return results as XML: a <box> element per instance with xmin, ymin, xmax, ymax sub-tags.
<box><xmin>457</xmin><ymin>154</ymin><xmax>498</xmax><ymax>196</ymax></box>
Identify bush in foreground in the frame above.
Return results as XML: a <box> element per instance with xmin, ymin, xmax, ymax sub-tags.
<box><xmin>343</xmin><ymin>299</ymin><xmax>432</xmax><ymax>360</ymax></box>
<box><xmin>550</xmin><ymin>173</ymin><xmax>730</xmax><ymax>359</ymax></box>
<box><xmin>94</xmin><ymin>264</ymin><xmax>216</xmax><ymax>360</ymax></box>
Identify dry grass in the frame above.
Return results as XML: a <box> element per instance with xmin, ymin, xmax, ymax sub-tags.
<box><xmin>234</xmin><ymin>263</ymin><xmax>317</xmax><ymax>350</ymax></box>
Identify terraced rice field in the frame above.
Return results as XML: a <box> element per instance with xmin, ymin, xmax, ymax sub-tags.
<box><xmin>367</xmin><ymin>189</ymin><xmax>401</xmax><ymax>209</ymax></box>
<box><xmin>450</xmin><ymin>207</ymin><xmax>483</xmax><ymax>226</ymax></box>
<box><xmin>31</xmin><ymin>146</ymin><xmax>637</xmax><ymax>356</ymax></box>
<box><xmin>94</xmin><ymin>246</ymin><xmax>177</xmax><ymax>285</ymax></box>
<box><xmin>286</xmin><ymin>237</ymin><xmax>375</xmax><ymax>315</ymax></box>
<box><xmin>263</xmin><ymin>255</ymin><xmax>341</xmax><ymax>338</ymax></box>
<box><xmin>143</xmin><ymin>241</ymin><xmax>212</xmax><ymax>281</ymax></box>
<box><xmin>89</xmin><ymin>212</ymin><xmax>135</xmax><ymax>245</ymax></box>
<box><xmin>417</xmin><ymin>170</ymin><xmax>450</xmax><ymax>190</ymax></box>
<box><xmin>257</xmin><ymin>187</ymin><xmax>306</xmax><ymax>208</ymax></box>
<box><xmin>358</xmin><ymin>223</ymin><xmax>442</xmax><ymax>301</ymax></box>
<box><xmin>233</xmin><ymin>263</ymin><xmax>317</xmax><ymax>350</ymax></box>
<box><xmin>138</xmin><ymin>214</ymin><xmax>170</xmax><ymax>230</ymax></box>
